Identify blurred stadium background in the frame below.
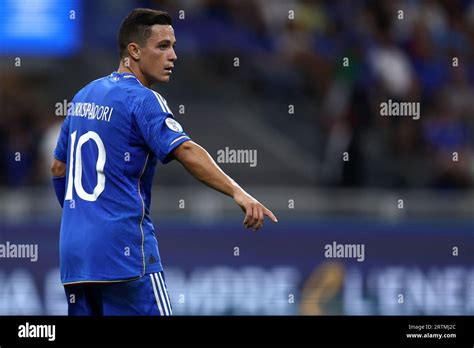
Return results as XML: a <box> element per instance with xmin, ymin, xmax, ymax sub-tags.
<box><xmin>1</xmin><ymin>0</ymin><xmax>474</xmax><ymax>315</ymax></box>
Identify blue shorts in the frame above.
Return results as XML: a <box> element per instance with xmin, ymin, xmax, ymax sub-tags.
<box><xmin>64</xmin><ymin>272</ymin><xmax>173</xmax><ymax>316</ymax></box>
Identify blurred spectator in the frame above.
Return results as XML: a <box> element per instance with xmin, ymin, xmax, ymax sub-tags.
<box><xmin>1</xmin><ymin>75</ymin><xmax>43</xmax><ymax>187</ymax></box>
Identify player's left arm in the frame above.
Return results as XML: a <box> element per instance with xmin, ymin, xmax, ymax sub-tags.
<box><xmin>51</xmin><ymin>159</ymin><xmax>66</xmax><ymax>176</ymax></box>
<box><xmin>51</xmin><ymin>157</ymin><xmax>67</xmax><ymax>207</ymax></box>
<box><xmin>51</xmin><ymin>115</ymin><xmax>70</xmax><ymax>208</ymax></box>
<box><xmin>51</xmin><ymin>159</ymin><xmax>67</xmax><ymax>208</ymax></box>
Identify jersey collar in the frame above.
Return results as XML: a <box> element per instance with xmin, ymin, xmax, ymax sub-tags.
<box><xmin>111</xmin><ymin>71</ymin><xmax>137</xmax><ymax>79</ymax></box>
<box><xmin>111</xmin><ymin>71</ymin><xmax>144</xmax><ymax>86</ymax></box>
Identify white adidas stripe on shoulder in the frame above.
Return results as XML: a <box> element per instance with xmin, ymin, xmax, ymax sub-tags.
<box><xmin>150</xmin><ymin>90</ymin><xmax>173</xmax><ymax>115</ymax></box>
<box><xmin>157</xmin><ymin>93</ymin><xmax>173</xmax><ymax>114</ymax></box>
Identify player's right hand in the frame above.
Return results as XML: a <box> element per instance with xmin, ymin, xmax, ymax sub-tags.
<box><xmin>233</xmin><ymin>190</ymin><xmax>278</xmax><ymax>231</ymax></box>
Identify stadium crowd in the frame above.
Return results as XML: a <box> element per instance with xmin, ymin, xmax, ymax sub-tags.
<box><xmin>1</xmin><ymin>0</ymin><xmax>474</xmax><ymax>189</ymax></box>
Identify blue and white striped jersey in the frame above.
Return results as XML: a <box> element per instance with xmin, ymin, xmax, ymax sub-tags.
<box><xmin>54</xmin><ymin>71</ymin><xmax>190</xmax><ymax>284</ymax></box>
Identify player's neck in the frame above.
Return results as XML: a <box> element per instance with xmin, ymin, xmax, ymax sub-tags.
<box><xmin>117</xmin><ymin>62</ymin><xmax>151</xmax><ymax>88</ymax></box>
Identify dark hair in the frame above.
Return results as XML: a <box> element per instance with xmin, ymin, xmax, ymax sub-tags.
<box><xmin>117</xmin><ymin>8</ymin><xmax>172</xmax><ymax>58</ymax></box>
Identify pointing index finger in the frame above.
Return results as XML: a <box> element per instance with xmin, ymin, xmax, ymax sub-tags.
<box><xmin>264</xmin><ymin>208</ymin><xmax>278</xmax><ymax>223</ymax></box>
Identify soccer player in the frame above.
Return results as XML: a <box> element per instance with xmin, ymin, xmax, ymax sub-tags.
<box><xmin>50</xmin><ymin>8</ymin><xmax>278</xmax><ymax>316</ymax></box>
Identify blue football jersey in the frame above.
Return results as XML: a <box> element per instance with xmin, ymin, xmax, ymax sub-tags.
<box><xmin>54</xmin><ymin>71</ymin><xmax>191</xmax><ymax>284</ymax></box>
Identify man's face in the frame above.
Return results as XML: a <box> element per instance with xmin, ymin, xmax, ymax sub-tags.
<box><xmin>138</xmin><ymin>24</ymin><xmax>177</xmax><ymax>84</ymax></box>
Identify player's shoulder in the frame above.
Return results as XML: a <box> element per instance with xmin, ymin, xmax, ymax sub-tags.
<box><xmin>80</xmin><ymin>72</ymin><xmax>173</xmax><ymax>116</ymax></box>
<box><xmin>132</xmin><ymin>85</ymin><xmax>173</xmax><ymax>116</ymax></box>
<box><xmin>111</xmin><ymin>76</ymin><xmax>152</xmax><ymax>100</ymax></box>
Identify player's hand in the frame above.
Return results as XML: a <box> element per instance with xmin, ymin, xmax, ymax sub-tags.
<box><xmin>233</xmin><ymin>190</ymin><xmax>278</xmax><ymax>231</ymax></box>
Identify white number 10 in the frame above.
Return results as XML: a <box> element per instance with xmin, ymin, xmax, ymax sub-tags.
<box><xmin>65</xmin><ymin>130</ymin><xmax>106</xmax><ymax>202</ymax></box>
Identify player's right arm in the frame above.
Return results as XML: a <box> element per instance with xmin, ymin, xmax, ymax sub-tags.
<box><xmin>135</xmin><ymin>91</ymin><xmax>277</xmax><ymax>231</ymax></box>
<box><xmin>173</xmin><ymin>140</ymin><xmax>278</xmax><ymax>231</ymax></box>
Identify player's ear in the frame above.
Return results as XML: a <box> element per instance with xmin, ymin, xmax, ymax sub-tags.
<box><xmin>127</xmin><ymin>43</ymin><xmax>141</xmax><ymax>60</ymax></box>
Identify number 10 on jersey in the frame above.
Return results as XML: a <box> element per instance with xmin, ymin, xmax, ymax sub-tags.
<box><xmin>65</xmin><ymin>130</ymin><xmax>106</xmax><ymax>202</ymax></box>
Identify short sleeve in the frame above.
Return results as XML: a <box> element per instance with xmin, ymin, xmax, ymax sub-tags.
<box><xmin>53</xmin><ymin>115</ymin><xmax>70</xmax><ymax>162</ymax></box>
<box><xmin>134</xmin><ymin>90</ymin><xmax>191</xmax><ymax>164</ymax></box>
